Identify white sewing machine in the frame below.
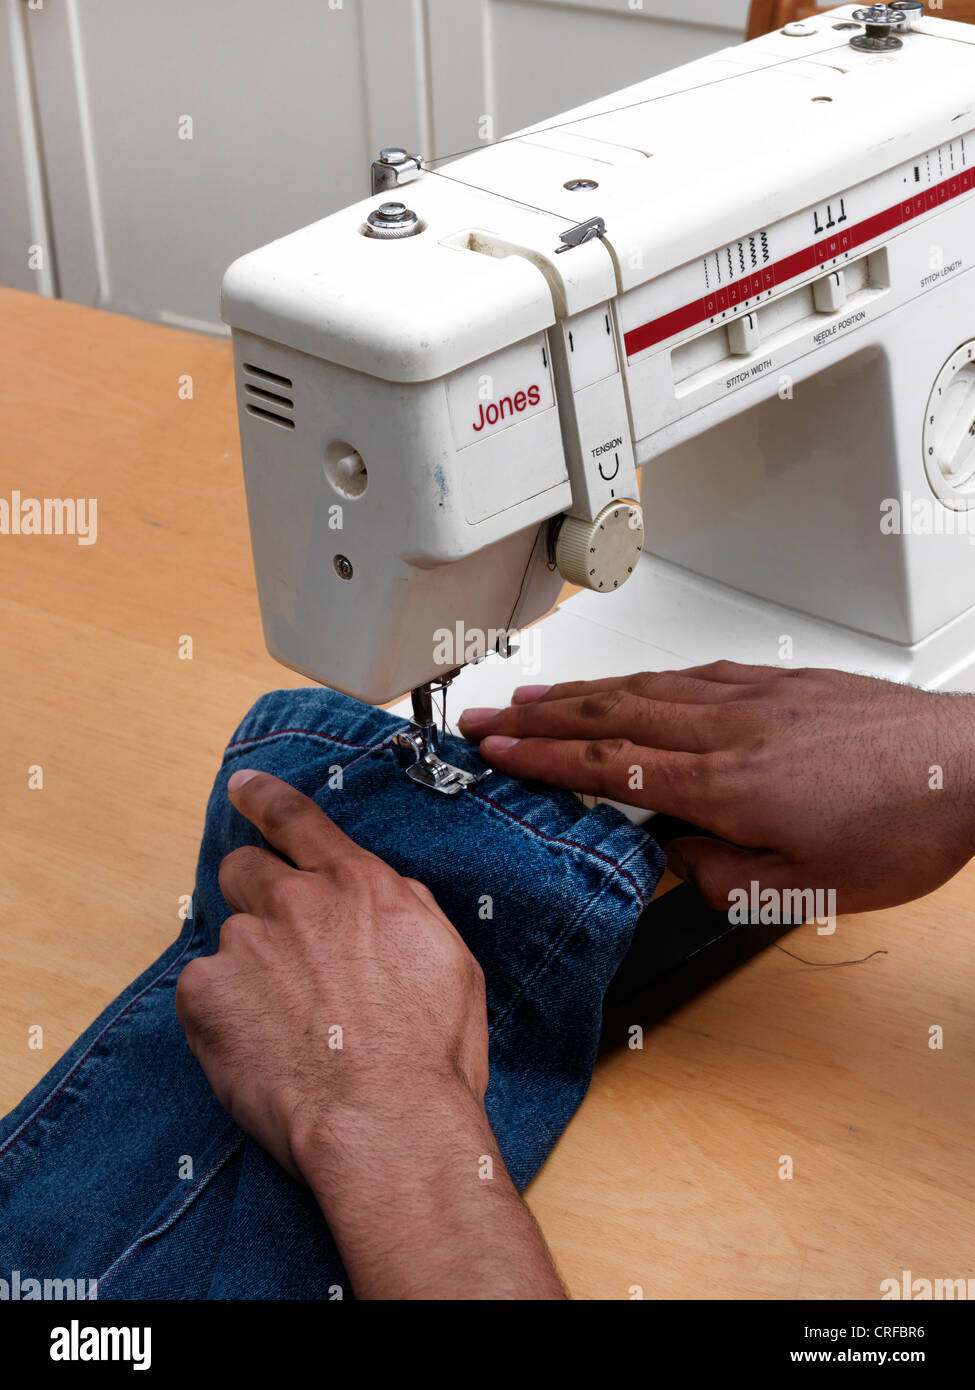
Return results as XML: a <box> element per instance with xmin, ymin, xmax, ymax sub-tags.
<box><xmin>222</xmin><ymin>3</ymin><xmax>975</xmax><ymax>796</ymax></box>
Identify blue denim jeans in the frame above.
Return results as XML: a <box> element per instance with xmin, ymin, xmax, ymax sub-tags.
<box><xmin>0</xmin><ymin>689</ymin><xmax>662</xmax><ymax>1299</ymax></box>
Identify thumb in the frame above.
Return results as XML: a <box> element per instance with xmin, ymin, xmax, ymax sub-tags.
<box><xmin>665</xmin><ymin>836</ymin><xmax>786</xmax><ymax>911</ymax></box>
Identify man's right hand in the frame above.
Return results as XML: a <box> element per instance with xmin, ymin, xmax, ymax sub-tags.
<box><xmin>459</xmin><ymin>663</ymin><xmax>975</xmax><ymax>915</ymax></box>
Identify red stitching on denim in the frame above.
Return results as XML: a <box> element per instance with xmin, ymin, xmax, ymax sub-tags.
<box><xmin>225</xmin><ymin>731</ymin><xmax>648</xmax><ymax>906</ymax></box>
<box><xmin>93</xmin><ymin>1140</ymin><xmax>241</xmax><ymax>1295</ymax></box>
<box><xmin>226</xmin><ymin>728</ymin><xmax>374</xmax><ymax>753</ymax></box>
<box><xmin>0</xmin><ymin>952</ymin><xmax>190</xmax><ymax>1160</ymax></box>
<box><xmin>469</xmin><ymin>788</ymin><xmax>648</xmax><ymax>909</ymax></box>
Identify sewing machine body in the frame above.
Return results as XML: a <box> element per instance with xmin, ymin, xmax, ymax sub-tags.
<box><xmin>222</xmin><ymin>5</ymin><xmax>975</xmax><ymax>718</ymax></box>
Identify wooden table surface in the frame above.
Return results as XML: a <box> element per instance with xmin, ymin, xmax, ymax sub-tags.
<box><xmin>2</xmin><ymin>287</ymin><xmax>974</xmax><ymax>1300</ymax></box>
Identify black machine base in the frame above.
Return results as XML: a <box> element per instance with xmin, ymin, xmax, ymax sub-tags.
<box><xmin>603</xmin><ymin>815</ymin><xmax>797</xmax><ymax>1029</ymax></box>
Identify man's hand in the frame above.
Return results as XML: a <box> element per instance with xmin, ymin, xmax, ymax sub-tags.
<box><xmin>176</xmin><ymin>769</ymin><xmax>565</xmax><ymax>1300</ymax></box>
<box><xmin>459</xmin><ymin>663</ymin><xmax>975</xmax><ymax>915</ymax></box>
<box><xmin>177</xmin><ymin>768</ymin><xmax>489</xmax><ymax>1178</ymax></box>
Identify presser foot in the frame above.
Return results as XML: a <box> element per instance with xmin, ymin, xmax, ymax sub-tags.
<box><xmin>393</xmin><ymin>724</ymin><xmax>489</xmax><ymax>795</ymax></box>
<box><xmin>393</xmin><ymin>678</ymin><xmax>491</xmax><ymax>795</ymax></box>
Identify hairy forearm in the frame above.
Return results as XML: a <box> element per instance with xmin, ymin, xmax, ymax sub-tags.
<box><xmin>294</xmin><ymin>1083</ymin><xmax>567</xmax><ymax>1301</ymax></box>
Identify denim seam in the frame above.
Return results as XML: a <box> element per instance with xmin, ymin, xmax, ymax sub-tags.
<box><xmin>488</xmin><ymin>867</ymin><xmax>634</xmax><ymax>1040</ymax></box>
<box><xmin>225</xmin><ymin>728</ymin><xmax>400</xmax><ymax>779</ymax></box>
<box><xmin>220</xmin><ymin>728</ymin><xmax>649</xmax><ymax>909</ymax></box>
<box><xmin>92</xmin><ymin>1134</ymin><xmax>245</xmax><ymax>1296</ymax></box>
<box><xmin>330</xmin><ymin>734</ymin><xmax>398</xmax><ymax>776</ymax></box>
<box><xmin>0</xmin><ymin>924</ymin><xmax>200</xmax><ymax>1160</ymax></box>
<box><xmin>615</xmin><ymin>836</ymin><xmax>662</xmax><ymax>885</ymax></box>
<box><xmin>468</xmin><ymin>787</ymin><xmax>649</xmax><ymax>910</ymax></box>
<box><xmin>226</xmin><ymin>728</ymin><xmax>376</xmax><ymax>755</ymax></box>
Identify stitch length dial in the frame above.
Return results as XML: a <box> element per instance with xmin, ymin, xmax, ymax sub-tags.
<box><xmin>923</xmin><ymin>341</ymin><xmax>975</xmax><ymax>510</ymax></box>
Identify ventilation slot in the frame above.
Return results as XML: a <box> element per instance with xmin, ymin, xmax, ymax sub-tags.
<box><xmin>246</xmin><ymin>385</ymin><xmax>292</xmax><ymax>409</ymax></box>
<box><xmin>243</xmin><ymin>362</ymin><xmax>295</xmax><ymax>429</ymax></box>
<box><xmin>246</xmin><ymin>403</ymin><xmax>295</xmax><ymax>429</ymax></box>
<box><xmin>243</xmin><ymin>362</ymin><xmax>292</xmax><ymax>388</ymax></box>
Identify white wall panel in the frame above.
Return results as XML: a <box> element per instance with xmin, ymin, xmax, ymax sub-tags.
<box><xmin>0</xmin><ymin>0</ymin><xmax>55</xmax><ymax>296</ymax></box>
<box><xmin>426</xmin><ymin>0</ymin><xmax>749</xmax><ymax>158</ymax></box>
<box><xmin>0</xmin><ymin>0</ymin><xmax>749</xmax><ymax>328</ymax></box>
<box><xmin>21</xmin><ymin>0</ymin><xmax>383</xmax><ymax>331</ymax></box>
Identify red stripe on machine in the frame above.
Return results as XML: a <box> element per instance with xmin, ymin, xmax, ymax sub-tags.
<box><xmin>622</xmin><ymin>166</ymin><xmax>975</xmax><ymax>360</ymax></box>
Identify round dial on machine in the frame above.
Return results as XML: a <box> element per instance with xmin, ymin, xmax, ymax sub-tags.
<box><xmin>923</xmin><ymin>340</ymin><xmax>975</xmax><ymax>510</ymax></box>
<box><xmin>555</xmin><ymin>500</ymin><xmax>645</xmax><ymax>592</ymax></box>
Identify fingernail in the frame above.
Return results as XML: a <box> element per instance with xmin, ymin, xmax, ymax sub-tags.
<box><xmin>459</xmin><ymin>707</ymin><xmax>501</xmax><ymax>725</ymax></box>
<box><xmin>481</xmin><ymin>735</ymin><xmax>520</xmax><ymax>753</ymax></box>
<box><xmin>512</xmin><ymin>684</ymin><xmax>551</xmax><ymax>704</ymax></box>
<box><xmin>228</xmin><ymin>769</ymin><xmax>260</xmax><ymax>791</ymax></box>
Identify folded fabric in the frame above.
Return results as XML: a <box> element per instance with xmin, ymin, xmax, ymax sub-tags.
<box><xmin>0</xmin><ymin>689</ymin><xmax>662</xmax><ymax>1299</ymax></box>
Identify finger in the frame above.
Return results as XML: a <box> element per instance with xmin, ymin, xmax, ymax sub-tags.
<box><xmin>218</xmin><ymin>912</ymin><xmax>267</xmax><ymax>949</ymax></box>
<box><xmin>678</xmin><ymin>659</ymin><xmax>786</xmax><ymax>685</ymax></box>
<box><xmin>174</xmin><ymin>955</ymin><xmax>216</xmax><ymax>1048</ymax></box>
<box><xmin>548</xmin><ymin>670</ymin><xmax>752</xmax><ymax>703</ymax></box>
<box><xmin>400</xmin><ymin>877</ymin><xmax>466</xmax><ymax>943</ymax></box>
<box><xmin>402</xmin><ymin>877</ymin><xmax>443</xmax><ymax>913</ymax></box>
<box><xmin>460</xmin><ymin>689</ymin><xmax>726</xmax><ymax>752</ymax></box>
<box><xmin>219</xmin><ymin>846</ymin><xmax>298</xmax><ymax>915</ymax></box>
<box><xmin>474</xmin><ymin>735</ymin><xmax>718</xmax><ymax>821</ymax></box>
<box><xmin>506</xmin><ymin>669</ymin><xmax>750</xmax><ymax>709</ymax></box>
<box><xmin>665</xmin><ymin>836</ymin><xmax>791</xmax><ymax>911</ymax></box>
<box><xmin>226</xmin><ymin>769</ymin><xmax>370</xmax><ymax>874</ymax></box>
